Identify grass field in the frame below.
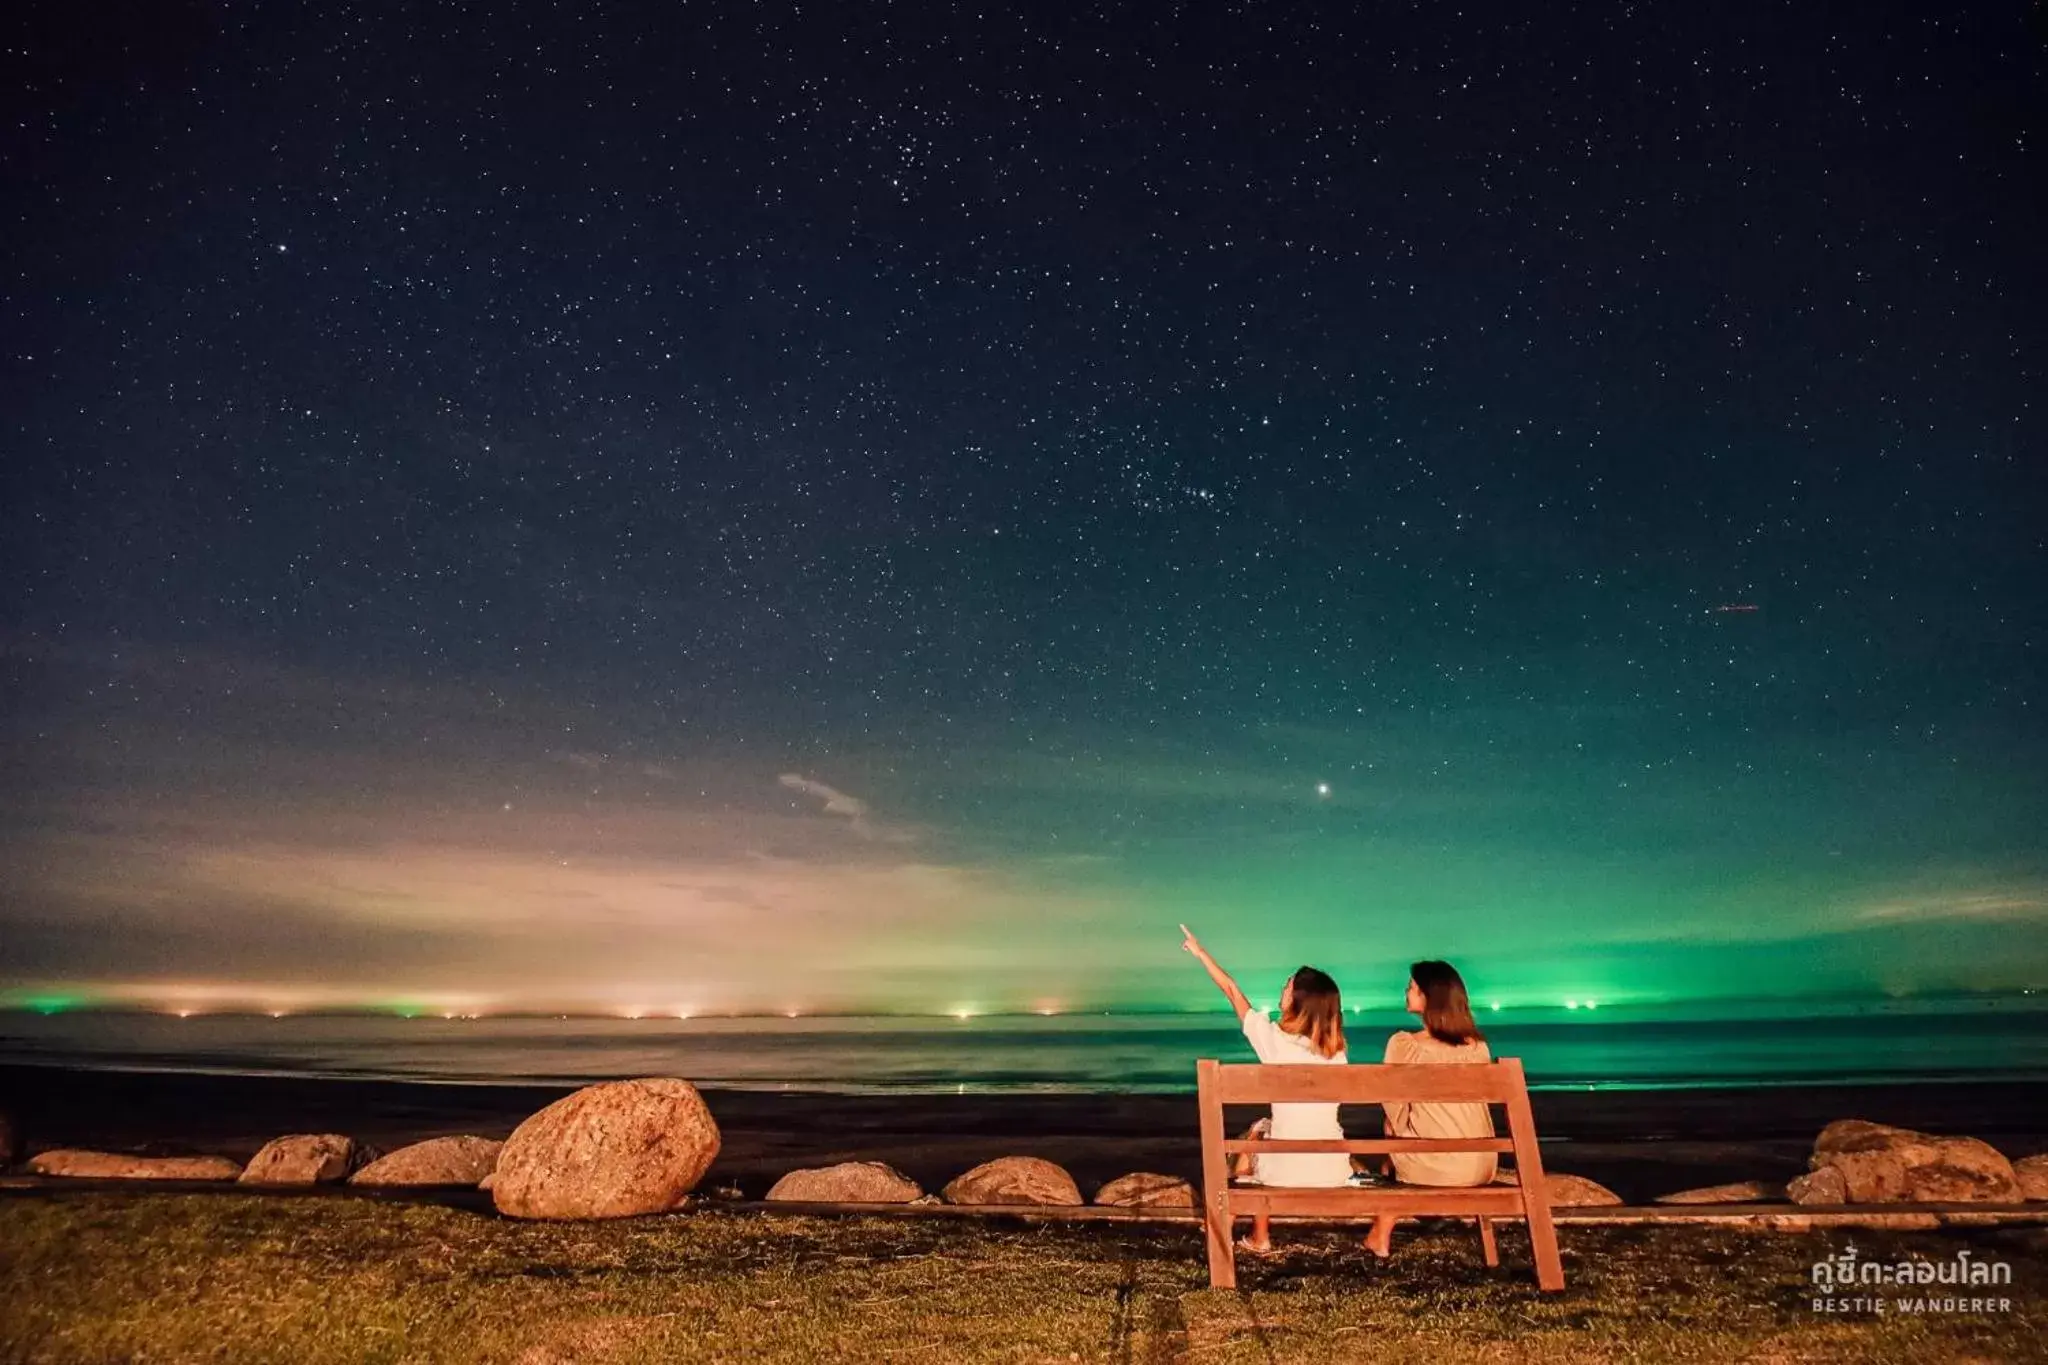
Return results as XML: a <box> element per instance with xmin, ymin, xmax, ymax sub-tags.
<box><xmin>1</xmin><ymin>1194</ymin><xmax>2042</xmax><ymax>1363</ymax></box>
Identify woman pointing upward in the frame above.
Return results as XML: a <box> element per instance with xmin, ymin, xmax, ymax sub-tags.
<box><xmin>1179</xmin><ymin>924</ymin><xmax>1350</xmax><ymax>1252</ymax></box>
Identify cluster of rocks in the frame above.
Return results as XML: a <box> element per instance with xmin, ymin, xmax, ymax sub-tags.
<box><xmin>762</xmin><ymin>1157</ymin><xmax>1200</xmax><ymax>1209</ymax></box>
<box><xmin>760</xmin><ymin>1158</ymin><xmax>1644</xmax><ymax>1209</ymax></box>
<box><xmin>1650</xmin><ymin>1120</ymin><xmax>2048</xmax><ymax>1208</ymax></box>
<box><xmin>1787</xmin><ymin>1120</ymin><xmax>2046</xmax><ymax>1206</ymax></box>
<box><xmin>8</xmin><ymin>1092</ymin><xmax>2046</xmax><ymax>1220</ymax></box>
<box><xmin>6</xmin><ymin>1078</ymin><xmax>716</xmax><ymax>1221</ymax></box>
<box><xmin>22</xmin><ymin>1132</ymin><xmax>504</xmax><ymax>1188</ymax></box>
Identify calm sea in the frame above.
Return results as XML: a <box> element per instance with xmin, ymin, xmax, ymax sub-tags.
<box><xmin>4</xmin><ymin>1003</ymin><xmax>2046</xmax><ymax>1093</ymax></box>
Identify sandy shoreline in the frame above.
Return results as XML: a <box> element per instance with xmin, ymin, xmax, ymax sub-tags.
<box><xmin>3</xmin><ymin>1063</ymin><xmax>2043</xmax><ymax>1203</ymax></box>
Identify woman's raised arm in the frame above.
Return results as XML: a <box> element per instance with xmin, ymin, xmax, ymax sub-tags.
<box><xmin>1180</xmin><ymin>923</ymin><xmax>1254</xmax><ymax>1020</ymax></box>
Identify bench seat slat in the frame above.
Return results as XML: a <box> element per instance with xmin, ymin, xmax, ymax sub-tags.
<box><xmin>1231</xmin><ymin>1186</ymin><xmax>1528</xmax><ymax>1216</ymax></box>
<box><xmin>1223</xmin><ymin>1137</ymin><xmax>1514</xmax><ymax>1155</ymax></box>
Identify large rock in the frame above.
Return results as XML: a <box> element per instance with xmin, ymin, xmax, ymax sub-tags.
<box><xmin>942</xmin><ymin>1156</ymin><xmax>1083</xmax><ymax>1207</ymax></box>
<box><xmin>239</xmin><ymin>1134</ymin><xmax>356</xmax><ymax>1186</ymax></box>
<box><xmin>1787</xmin><ymin>1166</ymin><xmax>1848</xmax><ymax>1205</ymax></box>
<box><xmin>28</xmin><ymin>1149</ymin><xmax>242</xmax><ymax>1181</ymax></box>
<box><xmin>492</xmin><ymin>1077</ymin><xmax>720</xmax><ymax>1220</ymax></box>
<box><xmin>2014</xmin><ymin>1154</ymin><xmax>2048</xmax><ymax>1202</ymax></box>
<box><xmin>1492</xmin><ymin>1169</ymin><xmax>1623</xmax><ymax>1207</ymax></box>
<box><xmin>349</xmin><ymin>1136</ymin><xmax>503</xmax><ymax>1187</ymax></box>
<box><xmin>1654</xmin><ymin>1180</ymin><xmax>1781</xmax><ymax>1205</ymax></box>
<box><xmin>766</xmin><ymin>1161</ymin><xmax>922</xmax><ymax>1203</ymax></box>
<box><xmin>1093</xmin><ymin>1172</ymin><xmax>1195</xmax><ymax>1208</ymax></box>
<box><xmin>1806</xmin><ymin>1120</ymin><xmax>2020</xmax><ymax>1203</ymax></box>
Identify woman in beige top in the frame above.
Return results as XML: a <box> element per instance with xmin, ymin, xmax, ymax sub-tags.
<box><xmin>1367</xmin><ymin>959</ymin><xmax>1496</xmax><ymax>1258</ymax></box>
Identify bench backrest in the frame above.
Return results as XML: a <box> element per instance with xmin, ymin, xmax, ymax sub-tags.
<box><xmin>1203</xmin><ymin>1058</ymin><xmax>1527</xmax><ymax>1106</ymax></box>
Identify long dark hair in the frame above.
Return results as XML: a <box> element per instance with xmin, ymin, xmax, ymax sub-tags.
<box><xmin>1280</xmin><ymin>966</ymin><xmax>1346</xmax><ymax>1058</ymax></box>
<box><xmin>1410</xmin><ymin>960</ymin><xmax>1483</xmax><ymax>1046</ymax></box>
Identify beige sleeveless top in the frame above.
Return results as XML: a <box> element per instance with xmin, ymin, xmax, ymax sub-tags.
<box><xmin>1382</xmin><ymin>1029</ymin><xmax>1498</xmax><ymax>1187</ymax></box>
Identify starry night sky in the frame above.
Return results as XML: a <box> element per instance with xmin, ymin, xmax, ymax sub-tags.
<box><xmin>3</xmin><ymin>0</ymin><xmax>2044</xmax><ymax>1014</ymax></box>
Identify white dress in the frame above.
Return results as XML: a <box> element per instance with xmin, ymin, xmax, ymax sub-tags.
<box><xmin>1240</xmin><ymin>1010</ymin><xmax>1352</xmax><ymax>1187</ymax></box>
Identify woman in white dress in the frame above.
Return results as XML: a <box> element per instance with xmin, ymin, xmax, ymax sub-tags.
<box><xmin>1180</xmin><ymin>924</ymin><xmax>1349</xmax><ymax>1253</ymax></box>
<box><xmin>1365</xmin><ymin>958</ymin><xmax>1496</xmax><ymax>1258</ymax></box>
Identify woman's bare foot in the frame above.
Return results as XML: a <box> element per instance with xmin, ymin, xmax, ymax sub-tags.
<box><xmin>1363</xmin><ymin>1217</ymin><xmax>1394</xmax><ymax>1259</ymax></box>
<box><xmin>1237</xmin><ymin>1235</ymin><xmax>1276</xmax><ymax>1256</ymax></box>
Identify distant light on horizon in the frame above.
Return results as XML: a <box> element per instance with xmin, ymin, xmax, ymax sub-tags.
<box><xmin>951</xmin><ymin>1007</ymin><xmax>975</xmax><ymax>1021</ymax></box>
<box><xmin>1585</xmin><ymin>999</ymin><xmax>1599</xmax><ymax>1010</ymax></box>
<box><xmin>1489</xmin><ymin>1001</ymin><xmax>1502</xmax><ymax>1011</ymax></box>
<box><xmin>1564</xmin><ymin>999</ymin><xmax>1579</xmax><ymax>1010</ymax></box>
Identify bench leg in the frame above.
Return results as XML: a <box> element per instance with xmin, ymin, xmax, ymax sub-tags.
<box><xmin>1525</xmin><ymin>1200</ymin><xmax>1565</xmax><ymax>1292</ymax></box>
<box><xmin>1204</xmin><ymin>1197</ymin><xmax>1237</xmax><ymax>1290</ymax></box>
<box><xmin>1476</xmin><ymin>1217</ymin><xmax>1499</xmax><ymax>1268</ymax></box>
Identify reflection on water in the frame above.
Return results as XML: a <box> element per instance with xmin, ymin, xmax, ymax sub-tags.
<box><xmin>2</xmin><ymin>1007</ymin><xmax>2045</xmax><ymax>1093</ymax></box>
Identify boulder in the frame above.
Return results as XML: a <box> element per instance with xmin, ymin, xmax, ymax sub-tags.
<box><xmin>492</xmin><ymin>1077</ymin><xmax>720</xmax><ymax>1220</ymax></box>
<box><xmin>2014</xmin><ymin>1154</ymin><xmax>2048</xmax><ymax>1202</ymax></box>
<box><xmin>1654</xmin><ymin>1180</ymin><xmax>1781</xmax><ymax>1205</ymax></box>
<box><xmin>766</xmin><ymin>1161</ymin><xmax>922</xmax><ymax>1203</ymax></box>
<box><xmin>942</xmin><ymin>1156</ymin><xmax>1084</xmax><ymax>1207</ymax></box>
<box><xmin>1787</xmin><ymin>1166</ymin><xmax>1848</xmax><ymax>1205</ymax></box>
<box><xmin>1492</xmin><ymin>1169</ymin><xmax>1623</xmax><ymax>1207</ymax></box>
<box><xmin>1806</xmin><ymin>1121</ymin><xmax>2020</xmax><ymax>1203</ymax></box>
<box><xmin>0</xmin><ymin>1111</ymin><xmax>18</xmax><ymax>1166</ymax></box>
<box><xmin>239</xmin><ymin>1134</ymin><xmax>356</xmax><ymax>1186</ymax></box>
<box><xmin>28</xmin><ymin>1149</ymin><xmax>242</xmax><ymax>1181</ymax></box>
<box><xmin>1093</xmin><ymin>1172</ymin><xmax>1195</xmax><ymax>1208</ymax></box>
<box><xmin>348</xmin><ymin>1136</ymin><xmax>503</xmax><ymax>1187</ymax></box>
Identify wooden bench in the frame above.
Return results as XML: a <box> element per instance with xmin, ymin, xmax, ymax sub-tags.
<box><xmin>1196</xmin><ymin>1056</ymin><xmax>1565</xmax><ymax>1291</ymax></box>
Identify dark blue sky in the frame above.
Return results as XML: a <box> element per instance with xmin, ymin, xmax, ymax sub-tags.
<box><xmin>2</xmin><ymin>0</ymin><xmax>2042</xmax><ymax>1013</ymax></box>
